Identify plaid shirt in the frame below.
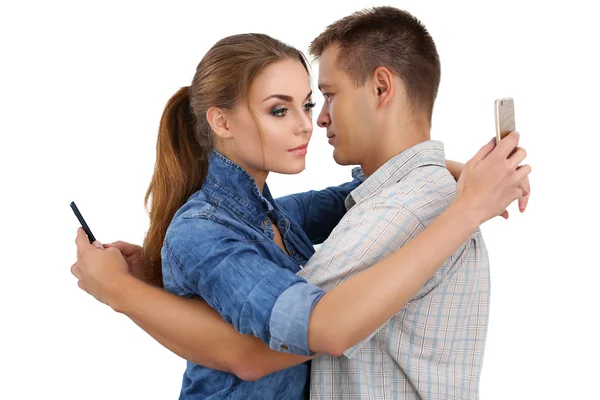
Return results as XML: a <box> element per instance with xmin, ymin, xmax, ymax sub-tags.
<box><xmin>299</xmin><ymin>140</ymin><xmax>490</xmax><ymax>400</ymax></box>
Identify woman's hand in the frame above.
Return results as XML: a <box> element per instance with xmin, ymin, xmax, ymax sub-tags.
<box><xmin>448</xmin><ymin>155</ymin><xmax>530</xmax><ymax>218</ymax></box>
<box><xmin>456</xmin><ymin>131</ymin><xmax>531</xmax><ymax>225</ymax></box>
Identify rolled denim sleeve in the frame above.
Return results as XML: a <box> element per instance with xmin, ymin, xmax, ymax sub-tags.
<box><xmin>276</xmin><ymin>167</ymin><xmax>366</xmax><ymax>245</ymax></box>
<box><xmin>269</xmin><ymin>281</ymin><xmax>326</xmax><ymax>355</ymax></box>
<box><xmin>163</xmin><ymin>217</ymin><xmax>324</xmax><ymax>351</ymax></box>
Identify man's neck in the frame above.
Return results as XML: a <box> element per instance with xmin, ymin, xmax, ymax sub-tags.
<box><xmin>360</xmin><ymin>120</ymin><xmax>431</xmax><ymax>177</ymax></box>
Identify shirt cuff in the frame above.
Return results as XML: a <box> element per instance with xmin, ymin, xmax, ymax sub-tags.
<box><xmin>269</xmin><ymin>281</ymin><xmax>325</xmax><ymax>356</ymax></box>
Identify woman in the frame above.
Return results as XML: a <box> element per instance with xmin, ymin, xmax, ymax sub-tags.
<box><xmin>72</xmin><ymin>33</ymin><xmax>529</xmax><ymax>399</ymax></box>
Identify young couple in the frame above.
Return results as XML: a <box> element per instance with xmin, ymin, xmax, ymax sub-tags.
<box><xmin>72</xmin><ymin>6</ymin><xmax>531</xmax><ymax>400</ymax></box>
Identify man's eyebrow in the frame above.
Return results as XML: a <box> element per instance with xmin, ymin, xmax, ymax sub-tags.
<box><xmin>318</xmin><ymin>83</ymin><xmax>333</xmax><ymax>92</ymax></box>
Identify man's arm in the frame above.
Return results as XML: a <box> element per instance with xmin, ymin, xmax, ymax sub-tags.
<box><xmin>74</xmin><ymin>132</ymin><xmax>529</xmax><ymax>368</ymax></box>
<box><xmin>80</xmin><ymin>236</ymin><xmax>316</xmax><ymax>381</ymax></box>
<box><xmin>446</xmin><ymin>159</ymin><xmax>464</xmax><ymax>181</ymax></box>
<box><xmin>112</xmin><ymin>277</ymin><xmax>315</xmax><ymax>381</ymax></box>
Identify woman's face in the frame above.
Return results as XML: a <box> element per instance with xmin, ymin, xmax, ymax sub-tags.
<box><xmin>218</xmin><ymin>58</ymin><xmax>315</xmax><ymax>178</ymax></box>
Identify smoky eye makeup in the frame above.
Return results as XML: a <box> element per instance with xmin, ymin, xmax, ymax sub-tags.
<box><xmin>269</xmin><ymin>105</ymin><xmax>288</xmax><ymax>117</ymax></box>
<box><xmin>268</xmin><ymin>101</ymin><xmax>315</xmax><ymax>117</ymax></box>
<box><xmin>303</xmin><ymin>101</ymin><xmax>316</xmax><ymax>112</ymax></box>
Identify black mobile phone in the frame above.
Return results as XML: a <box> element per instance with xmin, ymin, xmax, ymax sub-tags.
<box><xmin>70</xmin><ymin>201</ymin><xmax>96</xmax><ymax>243</ymax></box>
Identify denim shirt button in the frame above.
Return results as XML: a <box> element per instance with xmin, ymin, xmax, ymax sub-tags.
<box><xmin>281</xmin><ymin>344</ymin><xmax>289</xmax><ymax>350</ymax></box>
<box><xmin>289</xmin><ymin>250</ymin><xmax>295</xmax><ymax>255</ymax></box>
<box><xmin>263</xmin><ymin>219</ymin><xmax>270</xmax><ymax>226</ymax></box>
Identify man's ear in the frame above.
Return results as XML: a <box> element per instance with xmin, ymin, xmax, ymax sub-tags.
<box><xmin>373</xmin><ymin>66</ymin><xmax>395</xmax><ymax>107</ymax></box>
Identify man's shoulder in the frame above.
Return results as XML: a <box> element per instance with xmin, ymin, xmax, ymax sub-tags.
<box><xmin>367</xmin><ymin>165</ymin><xmax>456</xmax><ymax>223</ymax></box>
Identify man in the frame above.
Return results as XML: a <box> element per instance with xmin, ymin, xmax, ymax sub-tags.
<box><xmin>281</xmin><ymin>6</ymin><xmax>497</xmax><ymax>398</ymax></box>
<box><xmin>72</xmin><ymin>6</ymin><xmax>529</xmax><ymax>400</ymax></box>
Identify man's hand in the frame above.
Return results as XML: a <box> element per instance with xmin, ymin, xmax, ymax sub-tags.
<box><xmin>103</xmin><ymin>241</ymin><xmax>161</xmax><ymax>286</ymax></box>
<box><xmin>71</xmin><ymin>228</ymin><xmax>131</xmax><ymax>308</ymax></box>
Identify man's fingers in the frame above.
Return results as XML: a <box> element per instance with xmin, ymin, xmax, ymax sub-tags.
<box><xmin>513</xmin><ymin>187</ymin><xmax>525</xmax><ymax>200</ymax></box>
<box><xmin>518</xmin><ymin>195</ymin><xmax>529</xmax><ymax>213</ymax></box>
<box><xmin>515</xmin><ymin>164</ymin><xmax>532</xmax><ymax>182</ymax></box>
<box><xmin>518</xmin><ymin>176</ymin><xmax>530</xmax><ymax>212</ymax></box>
<box><xmin>75</xmin><ymin>228</ymin><xmax>92</xmax><ymax>253</ymax></box>
<box><xmin>521</xmin><ymin>175</ymin><xmax>531</xmax><ymax>195</ymax></box>
<box><xmin>104</xmin><ymin>241</ymin><xmax>139</xmax><ymax>256</ymax></box>
<box><xmin>71</xmin><ymin>263</ymin><xmax>79</xmax><ymax>279</ymax></box>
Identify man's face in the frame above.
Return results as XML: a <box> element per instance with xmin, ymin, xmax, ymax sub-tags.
<box><xmin>316</xmin><ymin>43</ymin><xmax>375</xmax><ymax>166</ymax></box>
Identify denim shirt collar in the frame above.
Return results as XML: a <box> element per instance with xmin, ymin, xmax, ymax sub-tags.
<box><xmin>202</xmin><ymin>150</ymin><xmax>277</xmax><ymax>225</ymax></box>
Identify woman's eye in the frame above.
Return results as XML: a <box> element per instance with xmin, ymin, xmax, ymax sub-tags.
<box><xmin>270</xmin><ymin>107</ymin><xmax>288</xmax><ymax>117</ymax></box>
<box><xmin>303</xmin><ymin>102</ymin><xmax>316</xmax><ymax>112</ymax></box>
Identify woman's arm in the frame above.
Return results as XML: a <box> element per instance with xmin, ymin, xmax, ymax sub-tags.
<box><xmin>118</xmin><ymin>279</ymin><xmax>312</xmax><ymax>381</ymax></box>
<box><xmin>73</xmin><ymin>133</ymin><xmax>529</xmax><ymax>367</ymax></box>
<box><xmin>445</xmin><ymin>158</ymin><xmax>530</xmax><ymax>215</ymax></box>
<box><xmin>304</xmin><ymin>135</ymin><xmax>530</xmax><ymax>354</ymax></box>
<box><xmin>304</xmin><ymin>135</ymin><xmax>529</xmax><ymax>354</ymax></box>
<box><xmin>307</xmin><ymin>198</ymin><xmax>479</xmax><ymax>354</ymax></box>
<box><xmin>275</xmin><ymin>168</ymin><xmax>363</xmax><ymax>244</ymax></box>
<box><xmin>75</xmin><ymin>240</ymin><xmax>313</xmax><ymax>381</ymax></box>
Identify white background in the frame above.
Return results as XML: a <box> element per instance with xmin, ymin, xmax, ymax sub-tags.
<box><xmin>1</xmin><ymin>1</ymin><xmax>598</xmax><ymax>399</ymax></box>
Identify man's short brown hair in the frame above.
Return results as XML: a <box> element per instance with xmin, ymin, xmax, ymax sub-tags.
<box><xmin>310</xmin><ymin>6</ymin><xmax>441</xmax><ymax>121</ymax></box>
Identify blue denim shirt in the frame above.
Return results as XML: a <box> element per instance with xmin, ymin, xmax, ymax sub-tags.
<box><xmin>161</xmin><ymin>150</ymin><xmax>363</xmax><ymax>400</ymax></box>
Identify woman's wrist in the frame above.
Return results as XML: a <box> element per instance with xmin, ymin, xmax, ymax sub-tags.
<box><xmin>448</xmin><ymin>197</ymin><xmax>484</xmax><ymax>231</ymax></box>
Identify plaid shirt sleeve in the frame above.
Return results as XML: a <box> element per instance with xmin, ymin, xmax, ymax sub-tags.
<box><xmin>298</xmin><ymin>193</ymin><xmax>428</xmax><ymax>357</ymax></box>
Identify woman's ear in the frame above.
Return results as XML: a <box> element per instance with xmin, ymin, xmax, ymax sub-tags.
<box><xmin>207</xmin><ymin>106</ymin><xmax>233</xmax><ymax>139</ymax></box>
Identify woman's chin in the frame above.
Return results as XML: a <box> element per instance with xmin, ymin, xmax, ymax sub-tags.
<box><xmin>271</xmin><ymin>159</ymin><xmax>306</xmax><ymax>175</ymax></box>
